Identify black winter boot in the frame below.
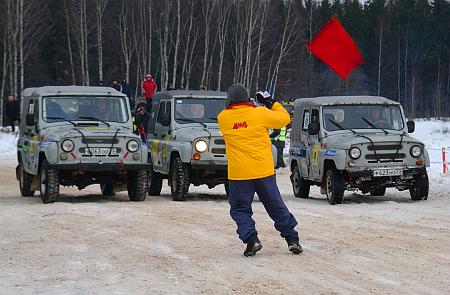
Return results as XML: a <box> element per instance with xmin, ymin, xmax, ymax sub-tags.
<box><xmin>244</xmin><ymin>235</ymin><xmax>262</xmax><ymax>257</ymax></box>
<box><xmin>286</xmin><ymin>237</ymin><xmax>303</xmax><ymax>254</ymax></box>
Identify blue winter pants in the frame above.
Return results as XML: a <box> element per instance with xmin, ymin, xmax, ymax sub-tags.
<box><xmin>228</xmin><ymin>175</ymin><xmax>298</xmax><ymax>243</ymax></box>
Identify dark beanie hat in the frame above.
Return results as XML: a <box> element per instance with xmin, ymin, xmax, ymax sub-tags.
<box><xmin>226</xmin><ymin>84</ymin><xmax>249</xmax><ymax>107</ymax></box>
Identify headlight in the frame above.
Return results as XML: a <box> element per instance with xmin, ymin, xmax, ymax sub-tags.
<box><xmin>127</xmin><ymin>139</ymin><xmax>140</xmax><ymax>152</ymax></box>
<box><xmin>349</xmin><ymin>147</ymin><xmax>361</xmax><ymax>159</ymax></box>
<box><xmin>195</xmin><ymin>140</ymin><xmax>208</xmax><ymax>153</ymax></box>
<box><xmin>61</xmin><ymin>139</ymin><xmax>75</xmax><ymax>152</ymax></box>
<box><xmin>410</xmin><ymin>145</ymin><xmax>422</xmax><ymax>158</ymax></box>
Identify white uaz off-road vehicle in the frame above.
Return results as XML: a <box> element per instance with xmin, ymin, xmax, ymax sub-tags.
<box><xmin>289</xmin><ymin>96</ymin><xmax>429</xmax><ymax>205</ymax></box>
<box><xmin>146</xmin><ymin>90</ymin><xmax>229</xmax><ymax>201</ymax></box>
<box><xmin>17</xmin><ymin>86</ymin><xmax>150</xmax><ymax>203</ymax></box>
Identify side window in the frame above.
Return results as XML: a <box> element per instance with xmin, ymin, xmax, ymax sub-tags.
<box><xmin>302</xmin><ymin>109</ymin><xmax>310</xmax><ymax>131</ymax></box>
<box><xmin>311</xmin><ymin>109</ymin><xmax>319</xmax><ymax>124</ymax></box>
<box><xmin>33</xmin><ymin>100</ymin><xmax>39</xmax><ymax>121</ymax></box>
<box><xmin>28</xmin><ymin>100</ymin><xmax>34</xmax><ymax>115</ymax></box>
<box><xmin>156</xmin><ymin>102</ymin><xmax>166</xmax><ymax>124</ymax></box>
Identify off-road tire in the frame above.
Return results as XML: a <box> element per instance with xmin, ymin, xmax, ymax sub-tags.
<box><xmin>410</xmin><ymin>172</ymin><xmax>429</xmax><ymax>201</ymax></box>
<box><xmin>18</xmin><ymin>164</ymin><xmax>35</xmax><ymax>197</ymax></box>
<box><xmin>170</xmin><ymin>157</ymin><xmax>190</xmax><ymax>201</ymax></box>
<box><xmin>291</xmin><ymin>166</ymin><xmax>310</xmax><ymax>199</ymax></box>
<box><xmin>39</xmin><ymin>160</ymin><xmax>59</xmax><ymax>204</ymax></box>
<box><xmin>224</xmin><ymin>181</ymin><xmax>230</xmax><ymax>196</ymax></box>
<box><xmin>325</xmin><ymin>168</ymin><xmax>345</xmax><ymax>205</ymax></box>
<box><xmin>100</xmin><ymin>179</ymin><xmax>115</xmax><ymax>196</ymax></box>
<box><xmin>148</xmin><ymin>169</ymin><xmax>163</xmax><ymax>196</ymax></box>
<box><xmin>370</xmin><ymin>187</ymin><xmax>386</xmax><ymax>196</ymax></box>
<box><xmin>127</xmin><ymin>169</ymin><xmax>148</xmax><ymax>201</ymax></box>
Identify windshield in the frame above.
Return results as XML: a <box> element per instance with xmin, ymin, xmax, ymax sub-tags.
<box><xmin>323</xmin><ymin>105</ymin><xmax>404</xmax><ymax>131</ymax></box>
<box><xmin>42</xmin><ymin>96</ymin><xmax>129</xmax><ymax>123</ymax></box>
<box><xmin>174</xmin><ymin>98</ymin><xmax>226</xmax><ymax>124</ymax></box>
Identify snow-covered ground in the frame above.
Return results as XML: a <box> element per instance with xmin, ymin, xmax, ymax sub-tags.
<box><xmin>0</xmin><ymin>120</ymin><xmax>449</xmax><ymax>294</ymax></box>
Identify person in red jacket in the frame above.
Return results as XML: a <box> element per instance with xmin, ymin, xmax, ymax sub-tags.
<box><xmin>141</xmin><ymin>73</ymin><xmax>157</xmax><ymax>112</ymax></box>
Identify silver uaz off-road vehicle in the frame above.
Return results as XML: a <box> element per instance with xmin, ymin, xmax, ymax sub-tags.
<box><xmin>289</xmin><ymin>96</ymin><xmax>429</xmax><ymax>205</ymax></box>
<box><xmin>147</xmin><ymin>90</ymin><xmax>229</xmax><ymax>201</ymax></box>
<box><xmin>17</xmin><ymin>86</ymin><xmax>150</xmax><ymax>203</ymax></box>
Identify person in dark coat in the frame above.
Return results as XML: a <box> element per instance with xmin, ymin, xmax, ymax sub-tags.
<box><xmin>133</xmin><ymin>104</ymin><xmax>150</xmax><ymax>143</ymax></box>
<box><xmin>5</xmin><ymin>95</ymin><xmax>19</xmax><ymax>132</ymax></box>
<box><xmin>120</xmin><ymin>79</ymin><xmax>130</xmax><ymax>97</ymax></box>
<box><xmin>111</xmin><ymin>80</ymin><xmax>122</xmax><ymax>92</ymax></box>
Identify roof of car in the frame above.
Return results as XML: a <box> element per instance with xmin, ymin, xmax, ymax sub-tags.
<box><xmin>23</xmin><ymin>86</ymin><xmax>125</xmax><ymax>97</ymax></box>
<box><xmin>294</xmin><ymin>96</ymin><xmax>400</xmax><ymax>108</ymax></box>
<box><xmin>154</xmin><ymin>90</ymin><xmax>227</xmax><ymax>99</ymax></box>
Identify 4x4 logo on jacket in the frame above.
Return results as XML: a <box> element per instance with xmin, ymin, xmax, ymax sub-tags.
<box><xmin>233</xmin><ymin>122</ymin><xmax>248</xmax><ymax>129</ymax></box>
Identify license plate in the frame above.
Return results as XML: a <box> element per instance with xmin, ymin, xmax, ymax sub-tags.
<box><xmin>83</xmin><ymin>147</ymin><xmax>117</xmax><ymax>156</ymax></box>
<box><xmin>373</xmin><ymin>169</ymin><xmax>402</xmax><ymax>177</ymax></box>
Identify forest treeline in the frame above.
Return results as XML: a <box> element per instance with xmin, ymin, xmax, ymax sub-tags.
<box><xmin>0</xmin><ymin>0</ymin><xmax>449</xmax><ymax>119</ymax></box>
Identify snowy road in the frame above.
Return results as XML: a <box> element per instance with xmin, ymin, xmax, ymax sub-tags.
<box><xmin>0</xmin><ymin>161</ymin><xmax>449</xmax><ymax>294</ymax></box>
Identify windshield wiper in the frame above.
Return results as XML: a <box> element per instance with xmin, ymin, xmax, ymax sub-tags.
<box><xmin>78</xmin><ymin>116</ymin><xmax>111</xmax><ymax>127</ymax></box>
<box><xmin>361</xmin><ymin>117</ymin><xmax>388</xmax><ymax>135</ymax></box>
<box><xmin>328</xmin><ymin>119</ymin><xmax>358</xmax><ymax>135</ymax></box>
<box><xmin>208</xmin><ymin>117</ymin><xmax>218</xmax><ymax>121</ymax></box>
<box><xmin>176</xmin><ymin>118</ymin><xmax>207</xmax><ymax>128</ymax></box>
<box><xmin>46</xmin><ymin>116</ymin><xmax>77</xmax><ymax>126</ymax></box>
<box><xmin>328</xmin><ymin>118</ymin><xmax>381</xmax><ymax>162</ymax></box>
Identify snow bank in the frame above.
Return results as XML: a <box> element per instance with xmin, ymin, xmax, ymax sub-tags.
<box><xmin>0</xmin><ymin>132</ymin><xmax>17</xmax><ymax>161</ymax></box>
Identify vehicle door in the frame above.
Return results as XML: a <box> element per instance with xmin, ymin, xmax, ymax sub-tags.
<box><xmin>308</xmin><ymin>108</ymin><xmax>321</xmax><ymax>181</ymax></box>
<box><xmin>299</xmin><ymin>108</ymin><xmax>310</xmax><ymax>179</ymax></box>
<box><xmin>151</xmin><ymin>100</ymin><xmax>171</xmax><ymax>171</ymax></box>
<box><xmin>22</xmin><ymin>98</ymin><xmax>40</xmax><ymax>174</ymax></box>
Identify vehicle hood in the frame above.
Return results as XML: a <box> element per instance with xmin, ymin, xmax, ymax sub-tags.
<box><xmin>41</xmin><ymin>125</ymin><xmax>137</xmax><ymax>142</ymax></box>
<box><xmin>173</xmin><ymin>126</ymin><xmax>222</xmax><ymax>141</ymax></box>
<box><xmin>324</xmin><ymin>132</ymin><xmax>424</xmax><ymax>150</ymax></box>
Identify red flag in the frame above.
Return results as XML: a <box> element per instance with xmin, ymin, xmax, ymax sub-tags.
<box><xmin>307</xmin><ymin>16</ymin><xmax>364</xmax><ymax>80</ymax></box>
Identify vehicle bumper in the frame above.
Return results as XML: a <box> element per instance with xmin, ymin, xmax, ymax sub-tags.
<box><xmin>48</xmin><ymin>163</ymin><xmax>152</xmax><ymax>172</ymax></box>
<box><xmin>347</xmin><ymin>166</ymin><xmax>426</xmax><ymax>177</ymax></box>
<box><xmin>190</xmin><ymin>162</ymin><xmax>227</xmax><ymax>171</ymax></box>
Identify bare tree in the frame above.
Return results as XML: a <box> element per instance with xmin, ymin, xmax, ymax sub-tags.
<box><xmin>180</xmin><ymin>0</ymin><xmax>196</xmax><ymax>89</ymax></box>
<box><xmin>64</xmin><ymin>0</ymin><xmax>75</xmax><ymax>84</ymax></box>
<box><xmin>171</xmin><ymin>0</ymin><xmax>181</xmax><ymax>87</ymax></box>
<box><xmin>96</xmin><ymin>0</ymin><xmax>109</xmax><ymax>83</ymax></box>
<box><xmin>267</xmin><ymin>0</ymin><xmax>299</xmax><ymax>95</ymax></box>
<box><xmin>377</xmin><ymin>22</ymin><xmax>383</xmax><ymax>96</ymax></box>
<box><xmin>216</xmin><ymin>0</ymin><xmax>231</xmax><ymax>91</ymax></box>
<box><xmin>199</xmin><ymin>0</ymin><xmax>216</xmax><ymax>88</ymax></box>
<box><xmin>119</xmin><ymin>0</ymin><xmax>136</xmax><ymax>84</ymax></box>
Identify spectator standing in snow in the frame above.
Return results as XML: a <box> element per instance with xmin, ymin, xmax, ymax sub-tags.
<box><xmin>218</xmin><ymin>84</ymin><xmax>302</xmax><ymax>257</ymax></box>
<box><xmin>4</xmin><ymin>95</ymin><xmax>19</xmax><ymax>132</ymax></box>
<box><xmin>120</xmin><ymin>79</ymin><xmax>130</xmax><ymax>97</ymax></box>
<box><xmin>133</xmin><ymin>104</ymin><xmax>150</xmax><ymax>143</ymax></box>
<box><xmin>111</xmin><ymin>80</ymin><xmax>122</xmax><ymax>92</ymax></box>
<box><xmin>166</xmin><ymin>83</ymin><xmax>175</xmax><ymax>91</ymax></box>
<box><xmin>141</xmin><ymin>73</ymin><xmax>157</xmax><ymax>113</ymax></box>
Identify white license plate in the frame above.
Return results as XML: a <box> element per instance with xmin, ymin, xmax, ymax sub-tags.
<box><xmin>373</xmin><ymin>169</ymin><xmax>402</xmax><ymax>177</ymax></box>
<box><xmin>83</xmin><ymin>147</ymin><xmax>117</xmax><ymax>156</ymax></box>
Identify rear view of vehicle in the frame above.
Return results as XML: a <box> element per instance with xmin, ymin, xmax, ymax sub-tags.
<box><xmin>17</xmin><ymin>86</ymin><xmax>150</xmax><ymax>203</ymax></box>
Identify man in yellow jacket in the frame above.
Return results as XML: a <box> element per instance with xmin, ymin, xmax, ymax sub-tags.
<box><xmin>218</xmin><ymin>84</ymin><xmax>302</xmax><ymax>256</ymax></box>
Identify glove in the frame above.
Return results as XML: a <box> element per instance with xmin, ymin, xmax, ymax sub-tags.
<box><xmin>255</xmin><ymin>91</ymin><xmax>274</xmax><ymax>109</ymax></box>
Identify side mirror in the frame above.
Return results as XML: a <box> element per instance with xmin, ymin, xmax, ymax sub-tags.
<box><xmin>160</xmin><ymin>113</ymin><xmax>171</xmax><ymax>127</ymax></box>
<box><xmin>26</xmin><ymin>114</ymin><xmax>35</xmax><ymax>126</ymax></box>
<box><xmin>308</xmin><ymin>122</ymin><xmax>320</xmax><ymax>136</ymax></box>
<box><xmin>407</xmin><ymin>121</ymin><xmax>415</xmax><ymax>133</ymax></box>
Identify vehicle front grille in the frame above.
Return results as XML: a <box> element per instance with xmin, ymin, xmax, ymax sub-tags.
<box><xmin>367</xmin><ymin>144</ymin><xmax>402</xmax><ymax>151</ymax></box>
<box><xmin>211</xmin><ymin>148</ymin><xmax>226</xmax><ymax>155</ymax></box>
<box><xmin>214</xmin><ymin>139</ymin><xmax>225</xmax><ymax>145</ymax></box>
<box><xmin>365</xmin><ymin>153</ymin><xmax>405</xmax><ymax>161</ymax></box>
<box><xmin>82</xmin><ymin>138</ymin><xmax>119</xmax><ymax>144</ymax></box>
